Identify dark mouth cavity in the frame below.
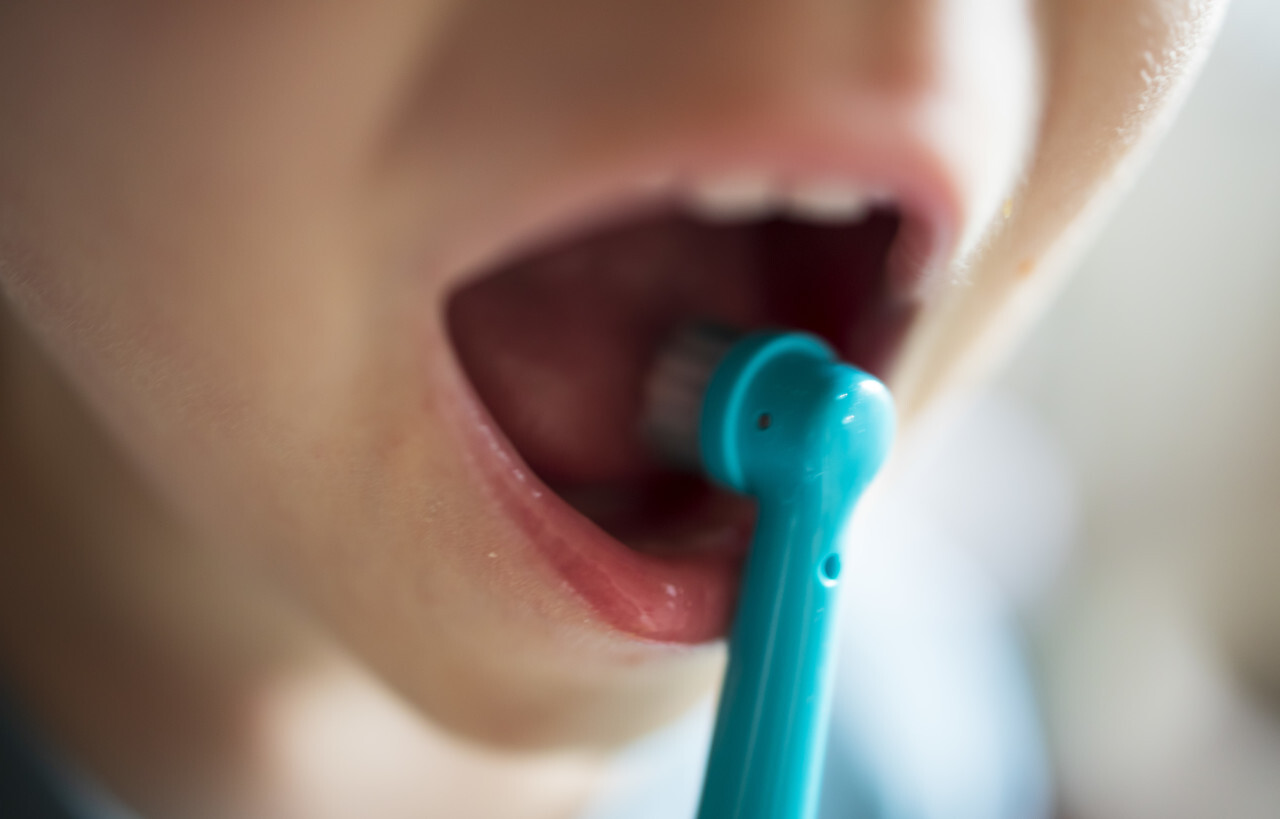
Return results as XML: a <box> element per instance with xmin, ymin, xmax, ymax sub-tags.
<box><xmin>447</xmin><ymin>205</ymin><xmax>908</xmax><ymax>558</ymax></box>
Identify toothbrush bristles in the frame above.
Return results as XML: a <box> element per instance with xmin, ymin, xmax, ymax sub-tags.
<box><xmin>642</xmin><ymin>323</ymin><xmax>740</xmax><ymax>470</ymax></box>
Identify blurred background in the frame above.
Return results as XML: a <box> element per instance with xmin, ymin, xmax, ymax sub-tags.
<box><xmin>1010</xmin><ymin>0</ymin><xmax>1280</xmax><ymax>814</ymax></box>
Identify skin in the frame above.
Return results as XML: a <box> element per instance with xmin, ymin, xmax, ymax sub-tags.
<box><xmin>0</xmin><ymin>1</ymin><xmax>1226</xmax><ymax>817</ymax></box>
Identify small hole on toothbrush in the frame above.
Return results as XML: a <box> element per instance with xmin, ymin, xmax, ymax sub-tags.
<box><xmin>820</xmin><ymin>554</ymin><xmax>841</xmax><ymax>584</ymax></box>
<box><xmin>756</xmin><ymin>412</ymin><xmax>771</xmax><ymax>430</ymax></box>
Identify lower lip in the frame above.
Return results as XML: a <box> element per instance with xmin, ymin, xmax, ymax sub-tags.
<box><xmin>444</xmin><ymin>364</ymin><xmax>747</xmax><ymax>644</ymax></box>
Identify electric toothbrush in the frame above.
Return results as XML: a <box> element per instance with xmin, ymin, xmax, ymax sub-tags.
<box><xmin>645</xmin><ymin>325</ymin><xmax>896</xmax><ymax>819</ymax></box>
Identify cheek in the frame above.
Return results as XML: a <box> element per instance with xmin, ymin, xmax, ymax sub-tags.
<box><xmin>0</xmin><ymin>1</ymin><xmax>446</xmax><ymax>556</ymax></box>
<box><xmin>5</xmin><ymin>186</ymin><xmax>708</xmax><ymax>747</ymax></box>
<box><xmin>893</xmin><ymin>0</ymin><xmax>1228</xmax><ymax>421</ymax></box>
<box><xmin>931</xmin><ymin>0</ymin><xmax>1042</xmax><ymax>258</ymax></box>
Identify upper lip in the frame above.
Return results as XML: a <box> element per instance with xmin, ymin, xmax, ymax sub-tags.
<box><xmin>435</xmin><ymin>118</ymin><xmax>961</xmax><ymax>644</ymax></box>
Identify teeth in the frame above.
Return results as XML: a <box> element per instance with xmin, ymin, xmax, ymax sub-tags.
<box><xmin>685</xmin><ymin>176</ymin><xmax>775</xmax><ymax>222</ymax></box>
<box><xmin>684</xmin><ymin>175</ymin><xmax>881</xmax><ymax>224</ymax></box>
<box><xmin>783</xmin><ymin>182</ymin><xmax>874</xmax><ymax>223</ymax></box>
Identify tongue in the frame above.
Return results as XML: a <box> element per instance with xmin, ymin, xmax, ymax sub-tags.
<box><xmin>448</xmin><ymin>213</ymin><xmax>765</xmax><ymax>486</ymax></box>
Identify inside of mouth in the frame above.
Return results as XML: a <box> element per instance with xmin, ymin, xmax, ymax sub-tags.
<box><xmin>446</xmin><ymin>204</ymin><xmax>908</xmax><ymax>557</ymax></box>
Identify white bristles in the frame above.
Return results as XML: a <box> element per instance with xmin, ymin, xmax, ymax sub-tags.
<box><xmin>643</xmin><ymin>324</ymin><xmax>740</xmax><ymax>469</ymax></box>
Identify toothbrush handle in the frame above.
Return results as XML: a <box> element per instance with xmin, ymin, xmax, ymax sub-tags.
<box><xmin>696</xmin><ymin>490</ymin><xmax>849</xmax><ymax>819</ymax></box>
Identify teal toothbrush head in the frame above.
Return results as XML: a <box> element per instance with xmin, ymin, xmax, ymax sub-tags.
<box><xmin>645</xmin><ymin>325</ymin><xmax>895</xmax><ymax>819</ymax></box>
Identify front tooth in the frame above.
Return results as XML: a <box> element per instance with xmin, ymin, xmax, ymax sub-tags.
<box><xmin>785</xmin><ymin>182</ymin><xmax>873</xmax><ymax>222</ymax></box>
<box><xmin>685</xmin><ymin>176</ymin><xmax>777</xmax><ymax>222</ymax></box>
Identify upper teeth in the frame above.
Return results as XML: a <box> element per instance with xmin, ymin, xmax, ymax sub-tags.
<box><xmin>685</xmin><ymin>176</ymin><xmax>882</xmax><ymax>224</ymax></box>
<box><xmin>685</xmin><ymin>175</ymin><xmax>775</xmax><ymax>221</ymax></box>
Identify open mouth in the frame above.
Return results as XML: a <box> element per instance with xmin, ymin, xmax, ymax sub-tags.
<box><xmin>444</xmin><ymin>173</ymin><xmax>948</xmax><ymax>644</ymax></box>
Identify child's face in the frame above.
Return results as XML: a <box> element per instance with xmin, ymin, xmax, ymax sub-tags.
<box><xmin>0</xmin><ymin>1</ymin><xmax>1224</xmax><ymax>748</ymax></box>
